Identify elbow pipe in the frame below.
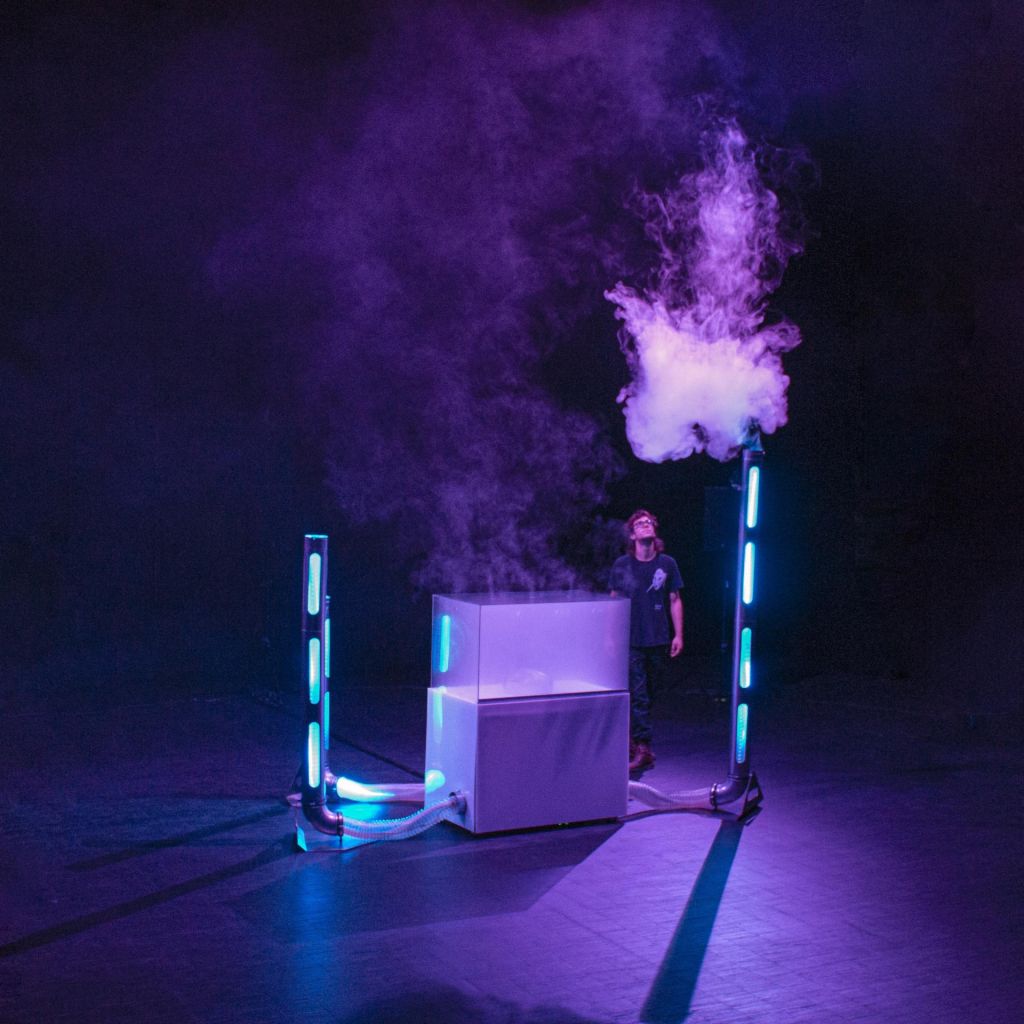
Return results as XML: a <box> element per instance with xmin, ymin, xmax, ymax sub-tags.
<box><xmin>710</xmin><ymin>774</ymin><xmax>750</xmax><ymax>810</ymax></box>
<box><xmin>301</xmin><ymin>796</ymin><xmax>346</xmax><ymax>837</ymax></box>
<box><xmin>628</xmin><ymin>774</ymin><xmax>761</xmax><ymax>816</ymax></box>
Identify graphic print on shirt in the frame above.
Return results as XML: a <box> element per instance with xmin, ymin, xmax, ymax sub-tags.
<box><xmin>647</xmin><ymin>568</ymin><xmax>667</xmax><ymax>592</ymax></box>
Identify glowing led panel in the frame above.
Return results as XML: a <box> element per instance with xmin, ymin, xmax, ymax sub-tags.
<box><xmin>307</xmin><ymin>553</ymin><xmax>322</xmax><ymax>616</ymax></box>
<box><xmin>742</xmin><ymin>542</ymin><xmax>755</xmax><ymax>605</ymax></box>
<box><xmin>436</xmin><ymin>614</ymin><xmax>451</xmax><ymax>673</ymax></box>
<box><xmin>325</xmin><ymin>616</ymin><xmax>331</xmax><ymax>678</ymax></box>
<box><xmin>740</xmin><ymin>627</ymin><xmax>752</xmax><ymax>689</ymax></box>
<box><xmin>324</xmin><ymin>691</ymin><xmax>330</xmax><ymax>750</ymax></box>
<box><xmin>736</xmin><ymin>703</ymin><xmax>749</xmax><ymax>764</ymax></box>
<box><xmin>746</xmin><ymin>466</ymin><xmax>760</xmax><ymax>529</ymax></box>
<box><xmin>307</xmin><ymin>723</ymin><xmax>321</xmax><ymax>788</ymax></box>
<box><xmin>308</xmin><ymin>638</ymin><xmax>321</xmax><ymax>704</ymax></box>
<box><xmin>431</xmin><ymin>686</ymin><xmax>445</xmax><ymax>734</ymax></box>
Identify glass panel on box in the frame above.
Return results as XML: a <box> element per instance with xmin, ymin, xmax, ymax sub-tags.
<box><xmin>431</xmin><ymin>591</ymin><xmax>629</xmax><ymax>701</ymax></box>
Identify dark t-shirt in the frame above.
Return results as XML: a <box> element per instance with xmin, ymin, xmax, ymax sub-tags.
<box><xmin>610</xmin><ymin>553</ymin><xmax>684</xmax><ymax>648</ymax></box>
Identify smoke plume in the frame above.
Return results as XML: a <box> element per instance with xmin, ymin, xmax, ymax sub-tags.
<box><xmin>606</xmin><ymin>120</ymin><xmax>804</xmax><ymax>462</ymax></box>
<box><xmin>276</xmin><ymin>3</ymin><xmax>735</xmax><ymax>592</ymax></box>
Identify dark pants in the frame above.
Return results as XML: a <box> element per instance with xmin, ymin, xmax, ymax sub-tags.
<box><xmin>628</xmin><ymin>645</ymin><xmax>670</xmax><ymax>744</ymax></box>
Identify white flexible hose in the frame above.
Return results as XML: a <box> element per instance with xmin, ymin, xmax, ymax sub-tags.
<box><xmin>333</xmin><ymin>778</ymin><xmax>426</xmax><ymax>803</ymax></box>
<box><xmin>340</xmin><ymin>793</ymin><xmax>465</xmax><ymax>841</ymax></box>
<box><xmin>627</xmin><ymin>780</ymin><xmax>714</xmax><ymax>811</ymax></box>
<box><xmin>327</xmin><ymin>769</ymin><xmax>446</xmax><ymax>804</ymax></box>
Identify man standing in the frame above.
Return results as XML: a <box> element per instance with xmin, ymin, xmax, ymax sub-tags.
<box><xmin>610</xmin><ymin>509</ymin><xmax>684</xmax><ymax>773</ymax></box>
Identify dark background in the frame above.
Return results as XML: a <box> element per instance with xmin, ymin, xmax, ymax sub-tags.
<box><xmin>3</xmin><ymin>1</ymin><xmax>1022</xmax><ymax>716</ymax></box>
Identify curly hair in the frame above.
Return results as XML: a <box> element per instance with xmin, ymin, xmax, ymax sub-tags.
<box><xmin>625</xmin><ymin>508</ymin><xmax>665</xmax><ymax>556</ymax></box>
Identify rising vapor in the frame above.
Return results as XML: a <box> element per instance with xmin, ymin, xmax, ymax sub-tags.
<box><xmin>607</xmin><ymin>121</ymin><xmax>804</xmax><ymax>462</ymax></box>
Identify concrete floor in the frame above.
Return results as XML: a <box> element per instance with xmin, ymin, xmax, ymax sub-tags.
<box><xmin>0</xmin><ymin>674</ymin><xmax>1020</xmax><ymax>1023</ymax></box>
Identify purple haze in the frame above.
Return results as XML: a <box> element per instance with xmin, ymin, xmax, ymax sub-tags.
<box><xmin>607</xmin><ymin>121</ymin><xmax>804</xmax><ymax>462</ymax></box>
<box><xmin>208</xmin><ymin>2</ymin><xmax>747</xmax><ymax>591</ymax></box>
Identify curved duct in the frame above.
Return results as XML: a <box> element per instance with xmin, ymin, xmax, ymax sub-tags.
<box><xmin>337</xmin><ymin>792</ymin><xmax>466</xmax><ymax>842</ymax></box>
<box><xmin>323</xmin><ymin>769</ymin><xmax>446</xmax><ymax>804</ymax></box>
<box><xmin>627</xmin><ymin>775</ymin><xmax>762</xmax><ymax>817</ymax></box>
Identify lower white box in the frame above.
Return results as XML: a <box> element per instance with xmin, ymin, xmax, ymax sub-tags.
<box><xmin>425</xmin><ymin>688</ymin><xmax>629</xmax><ymax>834</ymax></box>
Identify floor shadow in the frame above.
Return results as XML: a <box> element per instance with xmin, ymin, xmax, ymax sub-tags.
<box><xmin>234</xmin><ymin>823</ymin><xmax>619</xmax><ymax>938</ymax></box>
<box><xmin>337</xmin><ymin>983</ymin><xmax>600</xmax><ymax>1023</ymax></box>
<box><xmin>0</xmin><ymin>839</ymin><xmax>293</xmax><ymax>959</ymax></box>
<box><xmin>67</xmin><ymin>806</ymin><xmax>289</xmax><ymax>870</ymax></box>
<box><xmin>639</xmin><ymin>819</ymin><xmax>745</xmax><ymax>1023</ymax></box>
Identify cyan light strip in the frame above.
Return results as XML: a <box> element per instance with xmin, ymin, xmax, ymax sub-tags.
<box><xmin>746</xmin><ymin>466</ymin><xmax>760</xmax><ymax>529</ymax></box>
<box><xmin>307</xmin><ymin>553</ymin><xmax>322</xmax><ymax>616</ymax></box>
<box><xmin>325</xmin><ymin>615</ymin><xmax>331</xmax><ymax>678</ymax></box>
<box><xmin>307</xmin><ymin>723</ymin><xmax>320</xmax><ymax>788</ymax></box>
<box><xmin>308</xmin><ymin>638</ymin><xmax>321</xmax><ymax>704</ymax></box>
<box><xmin>740</xmin><ymin>627</ymin><xmax>752</xmax><ymax>689</ymax></box>
<box><xmin>431</xmin><ymin>687</ymin><xmax>444</xmax><ymax>734</ymax></box>
<box><xmin>324</xmin><ymin>691</ymin><xmax>330</xmax><ymax>750</ymax></box>
<box><xmin>736</xmin><ymin>703</ymin><xmax>749</xmax><ymax>764</ymax></box>
<box><xmin>742</xmin><ymin>542</ymin><xmax>755</xmax><ymax>605</ymax></box>
<box><xmin>437</xmin><ymin>614</ymin><xmax>451</xmax><ymax>673</ymax></box>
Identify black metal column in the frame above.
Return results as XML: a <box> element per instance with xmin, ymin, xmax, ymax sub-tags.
<box><xmin>726</xmin><ymin>437</ymin><xmax>762</xmax><ymax>785</ymax></box>
<box><xmin>300</xmin><ymin>534</ymin><xmax>329</xmax><ymax>816</ymax></box>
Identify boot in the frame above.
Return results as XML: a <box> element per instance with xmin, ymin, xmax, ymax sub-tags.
<box><xmin>629</xmin><ymin>742</ymin><xmax>655</xmax><ymax>773</ymax></box>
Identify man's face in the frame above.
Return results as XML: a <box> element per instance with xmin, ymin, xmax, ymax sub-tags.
<box><xmin>630</xmin><ymin>516</ymin><xmax>657</xmax><ymax>543</ymax></box>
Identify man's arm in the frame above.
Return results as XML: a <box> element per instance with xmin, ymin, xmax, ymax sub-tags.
<box><xmin>669</xmin><ymin>591</ymin><xmax>683</xmax><ymax>657</ymax></box>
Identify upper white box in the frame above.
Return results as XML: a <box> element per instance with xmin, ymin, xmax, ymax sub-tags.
<box><xmin>430</xmin><ymin>591</ymin><xmax>630</xmax><ymax>701</ymax></box>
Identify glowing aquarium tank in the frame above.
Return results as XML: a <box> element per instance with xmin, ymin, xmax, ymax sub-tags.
<box><xmin>426</xmin><ymin>591</ymin><xmax>630</xmax><ymax>833</ymax></box>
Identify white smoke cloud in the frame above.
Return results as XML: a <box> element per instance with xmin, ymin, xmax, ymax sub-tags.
<box><xmin>607</xmin><ymin>121</ymin><xmax>803</xmax><ymax>462</ymax></box>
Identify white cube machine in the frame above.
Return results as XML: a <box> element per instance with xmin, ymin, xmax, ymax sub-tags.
<box><xmin>426</xmin><ymin>591</ymin><xmax>630</xmax><ymax>834</ymax></box>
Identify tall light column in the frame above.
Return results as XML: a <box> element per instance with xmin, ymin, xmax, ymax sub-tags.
<box><xmin>726</xmin><ymin>436</ymin><xmax>762</xmax><ymax>788</ymax></box>
<box><xmin>301</xmin><ymin>534</ymin><xmax>329</xmax><ymax>818</ymax></box>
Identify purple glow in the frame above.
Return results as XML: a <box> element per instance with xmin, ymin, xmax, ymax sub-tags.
<box><xmin>246</xmin><ymin>6</ymin><xmax>730</xmax><ymax>594</ymax></box>
<box><xmin>308</xmin><ymin>637</ymin><xmax>321</xmax><ymax>704</ymax></box>
<box><xmin>607</xmin><ymin>122</ymin><xmax>803</xmax><ymax>462</ymax></box>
